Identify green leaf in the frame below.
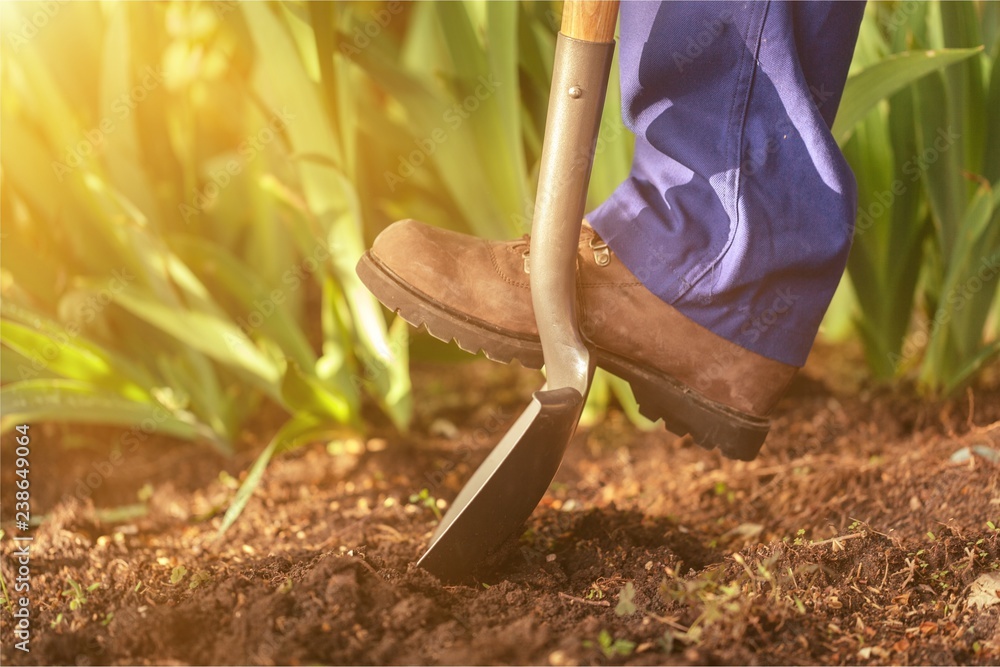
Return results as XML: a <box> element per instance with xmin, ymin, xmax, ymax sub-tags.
<box><xmin>309</xmin><ymin>3</ymin><xmax>353</xmax><ymax>174</ymax></box>
<box><xmin>347</xmin><ymin>16</ymin><xmax>515</xmax><ymax>239</ymax></box>
<box><xmin>1</xmin><ymin>319</ymin><xmax>150</xmax><ymax>402</ymax></box>
<box><xmin>607</xmin><ymin>373</ymin><xmax>659</xmax><ymax>431</ymax></box>
<box><xmin>913</xmin><ymin>71</ymin><xmax>967</xmax><ymax>264</ymax></box>
<box><xmin>943</xmin><ymin>338</ymin><xmax>1000</xmax><ymax>395</ymax></box>
<box><xmin>1</xmin><ymin>299</ymin><xmax>157</xmax><ymax>387</ymax></box>
<box><xmin>939</xmin><ymin>1</ymin><xmax>986</xmax><ymax>177</ymax></box>
<box><xmin>0</xmin><ymin>345</ymin><xmax>58</xmax><ymax>383</ymax></box>
<box><xmin>111</xmin><ymin>287</ymin><xmax>281</xmax><ymax>393</ymax></box>
<box><xmin>280</xmin><ymin>361</ymin><xmax>353</xmax><ymax>424</ymax></box>
<box><xmin>379</xmin><ymin>315</ymin><xmax>412</xmax><ymax>430</ymax></box>
<box><xmin>170</xmin><ymin>236</ymin><xmax>317</xmax><ymax>371</ymax></box>
<box><xmin>843</xmin><ymin>104</ymin><xmax>902</xmax><ymax>378</ymax></box>
<box><xmin>0</xmin><ymin>380</ymin><xmax>202</xmax><ymax>441</ymax></box>
<box><xmin>819</xmin><ymin>275</ymin><xmax>859</xmax><ymax>343</ymax></box>
<box><xmin>983</xmin><ymin>47</ymin><xmax>1000</xmax><ymax>184</ymax></box>
<box><xmin>833</xmin><ymin>47</ymin><xmax>983</xmax><ymax>145</ymax></box>
<box><xmin>615</xmin><ymin>582</ymin><xmax>637</xmax><ymax>617</ymax></box>
<box><xmin>99</xmin><ymin>3</ymin><xmax>160</xmax><ymax>225</ymax></box>
<box><xmin>217</xmin><ymin>413</ymin><xmax>335</xmax><ymax>535</ymax></box>
<box><xmin>842</xmin><ymin>69</ymin><xmax>931</xmax><ymax>378</ymax></box>
<box><xmin>920</xmin><ymin>180</ymin><xmax>1000</xmax><ymax>393</ymax></box>
<box><xmin>242</xmin><ymin>3</ymin><xmax>342</xmax><ymax>167</ymax></box>
<box><xmin>170</xmin><ymin>566</ymin><xmax>187</xmax><ymax>585</ymax></box>
<box><xmin>243</xmin><ymin>1</ymin><xmax>406</xmax><ymax>427</ymax></box>
<box><xmin>580</xmin><ymin>369</ymin><xmax>610</xmax><ymax>428</ymax></box>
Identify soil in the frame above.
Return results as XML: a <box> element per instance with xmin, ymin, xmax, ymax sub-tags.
<box><xmin>2</xmin><ymin>340</ymin><xmax>999</xmax><ymax>666</ymax></box>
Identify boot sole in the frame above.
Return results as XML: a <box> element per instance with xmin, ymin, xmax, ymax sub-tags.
<box><xmin>357</xmin><ymin>252</ymin><xmax>769</xmax><ymax>460</ymax></box>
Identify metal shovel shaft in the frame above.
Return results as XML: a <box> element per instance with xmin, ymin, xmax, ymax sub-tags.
<box><xmin>529</xmin><ymin>32</ymin><xmax>616</xmax><ymax>395</ymax></box>
<box><xmin>416</xmin><ymin>1</ymin><xmax>619</xmax><ymax>582</ymax></box>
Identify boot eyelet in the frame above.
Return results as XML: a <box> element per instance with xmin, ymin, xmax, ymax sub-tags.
<box><xmin>521</xmin><ymin>249</ymin><xmax>530</xmax><ymax>274</ymax></box>
<box><xmin>589</xmin><ymin>237</ymin><xmax>611</xmax><ymax>266</ymax></box>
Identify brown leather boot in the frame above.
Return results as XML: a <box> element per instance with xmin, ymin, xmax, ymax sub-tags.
<box><xmin>356</xmin><ymin>219</ymin><xmax>797</xmax><ymax>460</ymax></box>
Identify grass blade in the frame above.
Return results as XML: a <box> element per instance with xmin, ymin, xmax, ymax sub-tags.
<box><xmin>112</xmin><ymin>286</ymin><xmax>281</xmax><ymax>392</ymax></box>
<box><xmin>216</xmin><ymin>413</ymin><xmax>338</xmax><ymax>536</ymax></box>
<box><xmin>833</xmin><ymin>47</ymin><xmax>983</xmax><ymax>145</ymax></box>
<box><xmin>0</xmin><ymin>379</ymin><xmax>203</xmax><ymax>441</ymax></box>
<box><xmin>280</xmin><ymin>361</ymin><xmax>354</xmax><ymax>425</ymax></box>
<box><xmin>1</xmin><ymin>319</ymin><xmax>150</xmax><ymax>402</ymax></box>
<box><xmin>170</xmin><ymin>236</ymin><xmax>317</xmax><ymax>371</ymax></box>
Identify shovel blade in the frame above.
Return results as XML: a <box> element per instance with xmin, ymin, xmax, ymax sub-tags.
<box><xmin>416</xmin><ymin>386</ymin><xmax>585</xmax><ymax>581</ymax></box>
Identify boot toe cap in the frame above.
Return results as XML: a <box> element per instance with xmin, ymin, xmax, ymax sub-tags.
<box><xmin>371</xmin><ymin>219</ymin><xmax>468</xmax><ymax>292</ymax></box>
<box><xmin>367</xmin><ymin>218</ymin><xmax>537</xmax><ymax>337</ymax></box>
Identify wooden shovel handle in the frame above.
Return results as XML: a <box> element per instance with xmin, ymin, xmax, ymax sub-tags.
<box><xmin>560</xmin><ymin>0</ymin><xmax>620</xmax><ymax>43</ymax></box>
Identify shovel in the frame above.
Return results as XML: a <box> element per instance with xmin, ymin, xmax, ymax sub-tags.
<box><xmin>416</xmin><ymin>0</ymin><xmax>620</xmax><ymax>582</ymax></box>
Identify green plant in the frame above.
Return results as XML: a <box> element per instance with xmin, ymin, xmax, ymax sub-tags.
<box><xmin>830</xmin><ymin>1</ymin><xmax>1000</xmax><ymax>393</ymax></box>
<box><xmin>615</xmin><ymin>581</ymin><xmax>637</xmax><ymax>617</ymax></box>
<box><xmin>584</xmin><ymin>629</ymin><xmax>635</xmax><ymax>659</ymax></box>
<box><xmin>779</xmin><ymin>528</ymin><xmax>807</xmax><ymax>546</ymax></box>
<box><xmin>0</xmin><ymin>1</ymin><xmax>412</xmax><ymax>530</ymax></box>
<box><xmin>62</xmin><ymin>578</ymin><xmax>99</xmax><ymax>611</ymax></box>
<box><xmin>339</xmin><ymin>1</ymin><xmax>644</xmax><ymax>427</ymax></box>
<box><xmin>170</xmin><ymin>565</ymin><xmax>188</xmax><ymax>585</ymax></box>
<box><xmin>408</xmin><ymin>488</ymin><xmax>442</xmax><ymax>521</ymax></box>
<box><xmin>713</xmin><ymin>480</ymin><xmax>736</xmax><ymax>504</ymax></box>
<box><xmin>660</xmin><ymin>553</ymin><xmax>823</xmax><ymax>646</ymax></box>
<box><xmin>662</xmin><ymin>567</ymin><xmax>747</xmax><ymax>645</ymax></box>
<box><xmin>189</xmin><ymin>571</ymin><xmax>211</xmax><ymax>589</ymax></box>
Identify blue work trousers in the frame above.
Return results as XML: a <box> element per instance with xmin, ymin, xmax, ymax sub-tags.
<box><xmin>588</xmin><ymin>1</ymin><xmax>865</xmax><ymax>365</ymax></box>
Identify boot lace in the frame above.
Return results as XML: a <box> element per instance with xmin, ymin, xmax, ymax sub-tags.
<box><xmin>513</xmin><ymin>227</ymin><xmax>611</xmax><ymax>273</ymax></box>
